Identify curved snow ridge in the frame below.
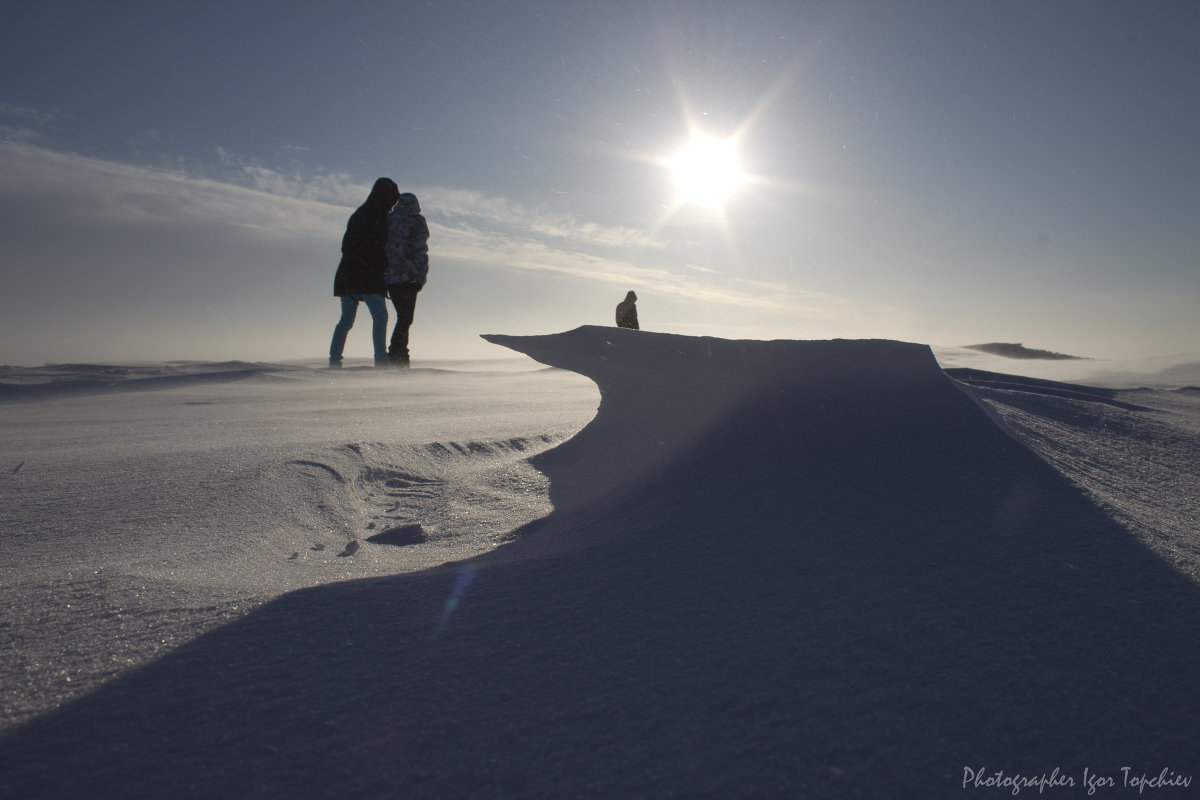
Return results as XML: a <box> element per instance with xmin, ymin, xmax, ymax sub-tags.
<box><xmin>483</xmin><ymin>326</ymin><xmax>998</xmax><ymax>514</ymax></box>
<box><xmin>286</xmin><ymin>437</ymin><xmax>564</xmax><ymax>485</ymax></box>
<box><xmin>421</xmin><ymin>436</ymin><xmax>558</xmax><ymax>458</ymax></box>
<box><xmin>275</xmin><ymin>436</ymin><xmax>566</xmax><ymax>563</ymax></box>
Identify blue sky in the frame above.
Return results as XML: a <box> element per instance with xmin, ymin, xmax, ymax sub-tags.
<box><xmin>2</xmin><ymin>0</ymin><xmax>1197</xmax><ymax>364</ymax></box>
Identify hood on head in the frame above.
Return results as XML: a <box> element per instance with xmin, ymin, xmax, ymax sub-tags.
<box><xmin>625</xmin><ymin>291</ymin><xmax>638</xmax><ymax>302</ymax></box>
<box><xmin>396</xmin><ymin>192</ymin><xmax>421</xmax><ymax>213</ymax></box>
<box><xmin>367</xmin><ymin>177</ymin><xmax>400</xmax><ymax>209</ymax></box>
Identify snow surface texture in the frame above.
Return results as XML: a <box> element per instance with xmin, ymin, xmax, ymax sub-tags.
<box><xmin>0</xmin><ymin>360</ymin><xmax>598</xmax><ymax>732</ymax></box>
<box><xmin>1</xmin><ymin>327</ymin><xmax>1198</xmax><ymax>798</ymax></box>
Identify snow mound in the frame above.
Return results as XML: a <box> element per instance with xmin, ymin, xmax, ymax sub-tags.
<box><xmin>484</xmin><ymin>326</ymin><xmax>954</xmax><ymax>517</ymax></box>
<box><xmin>963</xmin><ymin>342</ymin><xmax>1083</xmax><ymax>360</ymax></box>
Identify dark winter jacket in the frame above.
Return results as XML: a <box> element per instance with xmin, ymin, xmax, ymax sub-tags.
<box><xmin>385</xmin><ymin>193</ymin><xmax>430</xmax><ymax>288</ymax></box>
<box><xmin>333</xmin><ymin>178</ymin><xmax>400</xmax><ymax>296</ymax></box>
<box><xmin>616</xmin><ymin>291</ymin><xmax>639</xmax><ymax>330</ymax></box>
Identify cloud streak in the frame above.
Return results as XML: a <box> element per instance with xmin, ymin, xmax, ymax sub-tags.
<box><xmin>431</xmin><ymin>221</ymin><xmax>843</xmax><ymax>318</ymax></box>
<box><xmin>0</xmin><ymin>102</ymin><xmax>68</xmax><ymax>127</ymax></box>
<box><xmin>0</xmin><ymin>141</ymin><xmax>349</xmax><ymax>241</ymax></box>
<box><xmin>0</xmin><ymin>103</ymin><xmax>70</xmax><ymax>146</ymax></box>
<box><xmin>1</xmin><ymin>141</ymin><xmax>855</xmax><ymax>319</ymax></box>
<box><xmin>425</xmin><ymin>187</ymin><xmax>665</xmax><ymax>252</ymax></box>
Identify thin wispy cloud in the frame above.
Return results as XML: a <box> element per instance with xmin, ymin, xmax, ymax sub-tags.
<box><xmin>0</xmin><ymin>102</ymin><xmax>68</xmax><ymax>126</ymax></box>
<box><xmin>0</xmin><ymin>103</ymin><xmax>69</xmax><ymax>144</ymax></box>
<box><xmin>0</xmin><ymin>141</ymin><xmax>347</xmax><ymax>238</ymax></box>
<box><xmin>0</xmin><ymin>140</ymin><xmax>865</xmax><ymax>334</ymax></box>
<box><xmin>431</xmin><ymin>220</ymin><xmax>844</xmax><ymax>318</ymax></box>
<box><xmin>426</xmin><ymin>187</ymin><xmax>665</xmax><ymax>251</ymax></box>
<box><xmin>0</xmin><ymin>139</ymin><xmax>841</xmax><ymax>325</ymax></box>
<box><xmin>0</xmin><ymin>124</ymin><xmax>39</xmax><ymax>142</ymax></box>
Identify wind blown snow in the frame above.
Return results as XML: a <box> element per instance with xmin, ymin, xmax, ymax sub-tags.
<box><xmin>1</xmin><ymin>328</ymin><xmax>1198</xmax><ymax>798</ymax></box>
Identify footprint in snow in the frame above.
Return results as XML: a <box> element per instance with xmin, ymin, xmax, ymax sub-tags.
<box><xmin>337</xmin><ymin>541</ymin><xmax>359</xmax><ymax>558</ymax></box>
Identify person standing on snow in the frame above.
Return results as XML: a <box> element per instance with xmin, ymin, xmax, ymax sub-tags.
<box><xmin>384</xmin><ymin>192</ymin><xmax>430</xmax><ymax>367</ymax></box>
<box><xmin>330</xmin><ymin>177</ymin><xmax>400</xmax><ymax>368</ymax></box>
<box><xmin>616</xmin><ymin>290</ymin><xmax>639</xmax><ymax>330</ymax></box>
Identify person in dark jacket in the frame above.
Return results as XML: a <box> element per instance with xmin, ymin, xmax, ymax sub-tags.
<box><xmin>384</xmin><ymin>193</ymin><xmax>430</xmax><ymax>367</ymax></box>
<box><xmin>329</xmin><ymin>177</ymin><xmax>400</xmax><ymax>367</ymax></box>
<box><xmin>616</xmin><ymin>290</ymin><xmax>639</xmax><ymax>330</ymax></box>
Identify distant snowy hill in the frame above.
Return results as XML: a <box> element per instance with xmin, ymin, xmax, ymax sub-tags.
<box><xmin>963</xmin><ymin>342</ymin><xmax>1082</xmax><ymax>360</ymax></box>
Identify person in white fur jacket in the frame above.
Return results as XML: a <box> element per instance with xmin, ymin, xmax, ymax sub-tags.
<box><xmin>384</xmin><ymin>192</ymin><xmax>430</xmax><ymax>367</ymax></box>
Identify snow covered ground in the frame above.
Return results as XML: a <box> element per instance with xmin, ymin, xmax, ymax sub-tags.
<box><xmin>1</xmin><ymin>328</ymin><xmax>1198</xmax><ymax>798</ymax></box>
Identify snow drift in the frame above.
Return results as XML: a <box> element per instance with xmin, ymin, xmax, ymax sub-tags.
<box><xmin>2</xmin><ymin>327</ymin><xmax>1197</xmax><ymax>798</ymax></box>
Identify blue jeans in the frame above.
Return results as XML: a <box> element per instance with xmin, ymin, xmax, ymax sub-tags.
<box><xmin>329</xmin><ymin>293</ymin><xmax>389</xmax><ymax>365</ymax></box>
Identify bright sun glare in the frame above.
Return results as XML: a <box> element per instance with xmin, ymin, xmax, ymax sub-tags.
<box><xmin>667</xmin><ymin>134</ymin><xmax>747</xmax><ymax>210</ymax></box>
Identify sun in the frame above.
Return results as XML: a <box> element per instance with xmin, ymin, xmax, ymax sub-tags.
<box><xmin>666</xmin><ymin>134</ymin><xmax>747</xmax><ymax>210</ymax></box>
